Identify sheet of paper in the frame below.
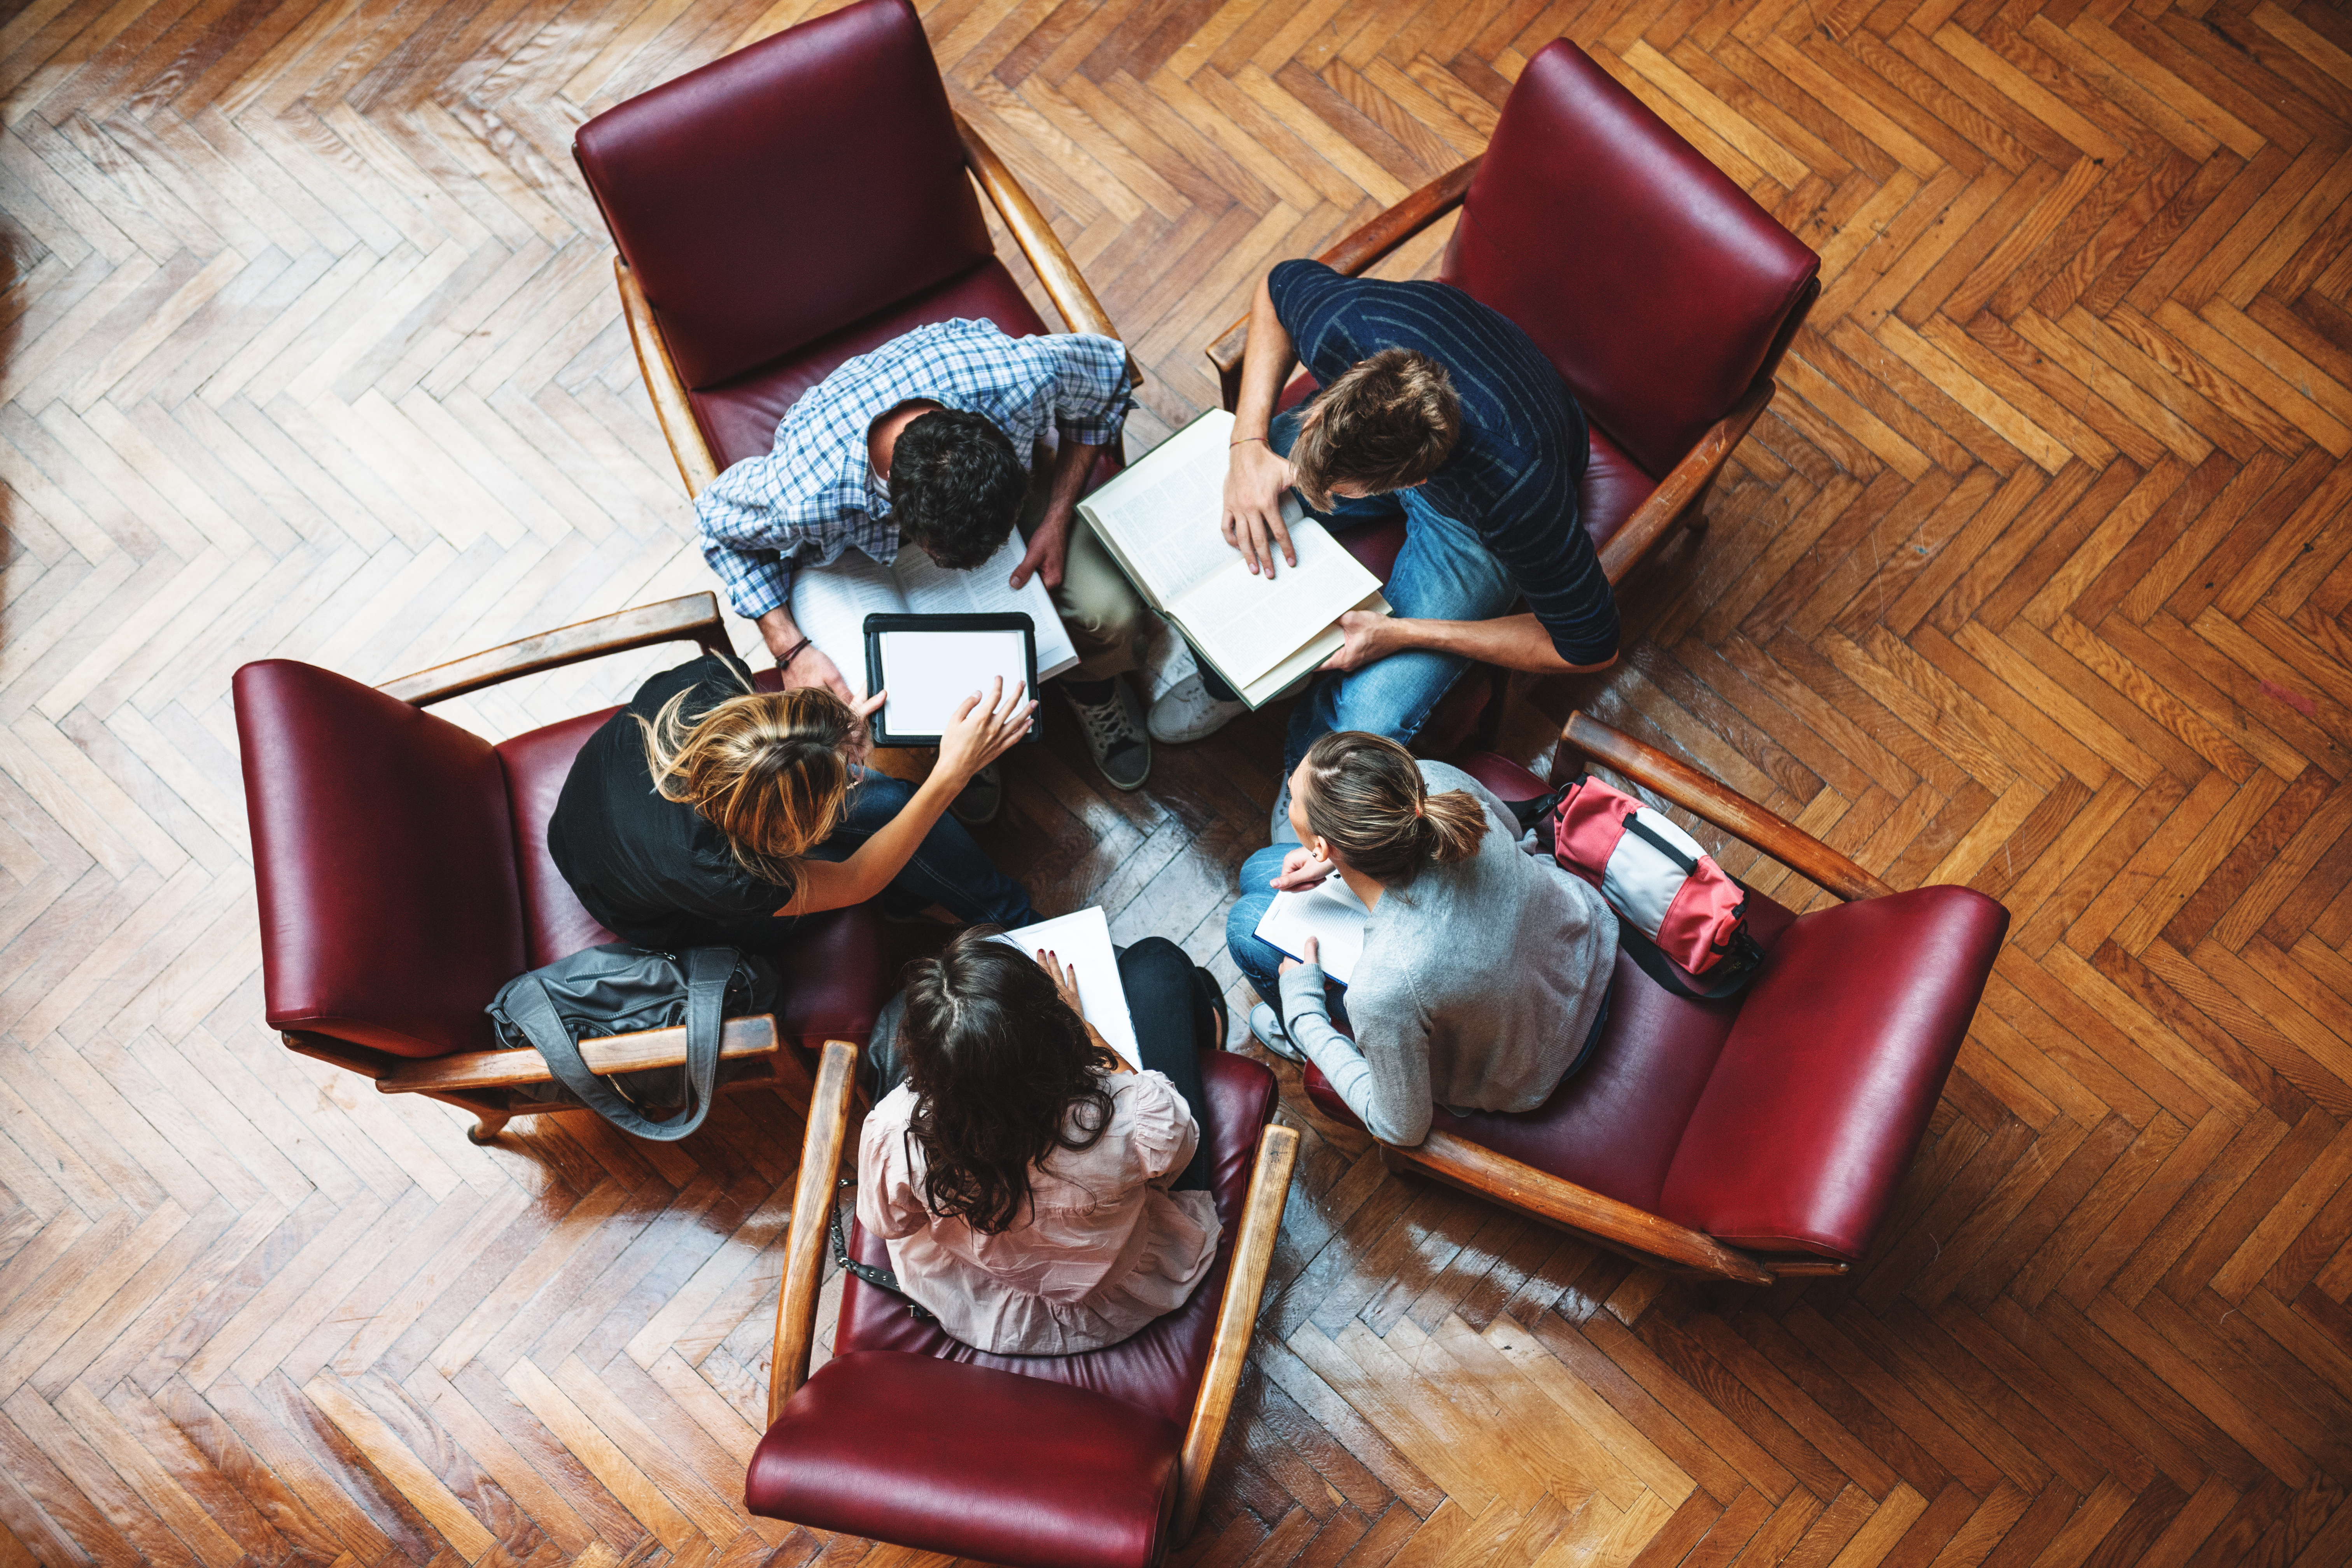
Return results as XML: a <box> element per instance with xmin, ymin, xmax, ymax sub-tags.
<box><xmin>1166</xmin><ymin>520</ymin><xmax>1383</xmax><ymax>689</ymax></box>
<box><xmin>994</xmin><ymin>907</ymin><xmax>1139</xmax><ymax>1070</ymax></box>
<box><xmin>874</xmin><ymin>628</ymin><xmax>1034</xmax><ymax>738</ymax></box>
<box><xmin>1253</xmin><ymin>877</ymin><xmax>1372</xmax><ymax>986</ymax></box>
<box><xmin>892</xmin><ymin>530</ymin><xmax>1080</xmax><ymax>681</ymax></box>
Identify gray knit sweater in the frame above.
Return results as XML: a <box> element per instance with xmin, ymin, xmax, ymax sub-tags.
<box><xmin>1276</xmin><ymin>763</ymin><xmax>1617</xmax><ymax>1146</ymax></box>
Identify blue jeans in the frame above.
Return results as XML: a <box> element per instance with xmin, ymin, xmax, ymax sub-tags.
<box><xmin>798</xmin><ymin>769</ymin><xmax>1036</xmax><ymax>929</ymax></box>
<box><xmin>1201</xmin><ymin>406</ymin><xmax>1520</xmax><ymax>774</ymax></box>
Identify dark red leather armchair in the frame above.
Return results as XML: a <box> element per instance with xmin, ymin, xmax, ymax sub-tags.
<box><xmin>233</xmin><ymin>593</ymin><xmax>891</xmax><ymax>1143</ymax></box>
<box><xmin>573</xmin><ymin>0</ymin><xmax>1131</xmax><ymax>497</ymax></box>
<box><xmin>1206</xmin><ymin>38</ymin><xmax>1822</xmax><ymax>754</ymax></box>
<box><xmin>1300</xmin><ymin>713</ymin><xmax>2006</xmax><ymax>1283</ymax></box>
<box><xmin>749</xmin><ymin>1042</ymin><xmax>1299</xmax><ymax>1566</ymax></box>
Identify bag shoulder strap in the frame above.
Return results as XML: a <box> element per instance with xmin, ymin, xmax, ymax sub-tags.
<box><xmin>829</xmin><ymin>1176</ymin><xmax>936</xmax><ymax>1323</ymax></box>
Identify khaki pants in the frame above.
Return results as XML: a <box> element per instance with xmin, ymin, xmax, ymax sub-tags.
<box><xmin>1018</xmin><ymin>450</ymin><xmax>1147</xmax><ymax>682</ymax></box>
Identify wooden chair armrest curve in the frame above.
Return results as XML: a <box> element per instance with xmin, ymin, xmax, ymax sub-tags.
<box><xmin>1596</xmin><ymin>379</ymin><xmax>1776</xmax><ymax>586</ymax></box>
<box><xmin>376</xmin><ymin>1014</ymin><xmax>780</xmax><ymax>1095</ymax></box>
<box><xmin>957</xmin><ymin>116</ymin><xmax>1129</xmax><ymax>369</ymax></box>
<box><xmin>379</xmin><ymin>591</ymin><xmax>731</xmax><ymax>705</ymax></box>
<box><xmin>1176</xmin><ymin>1122</ymin><xmax>1300</xmax><ymax>1540</ymax></box>
<box><xmin>1560</xmin><ymin>712</ymin><xmax>1895</xmax><ymax>902</ymax></box>
<box><xmin>617</xmin><ymin>259</ymin><xmax>722</xmax><ymax>499</ymax></box>
<box><xmin>1206</xmin><ymin>156</ymin><xmax>1480</xmax><ymax>409</ymax></box>
<box><xmin>1391</xmin><ymin>1131</ymin><xmax>1773</xmax><ymax>1285</ymax></box>
<box><xmin>770</xmin><ymin>1040</ymin><xmax>859</xmax><ymax>1424</ymax></box>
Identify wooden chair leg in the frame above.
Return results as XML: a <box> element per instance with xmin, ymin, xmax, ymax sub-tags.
<box><xmin>467</xmin><ymin>1111</ymin><xmax>513</xmax><ymax>1144</ymax></box>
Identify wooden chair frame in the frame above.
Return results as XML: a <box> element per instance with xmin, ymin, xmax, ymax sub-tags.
<box><xmin>280</xmin><ymin>592</ymin><xmax>816</xmax><ymax>1145</ymax></box>
<box><xmin>620</xmin><ymin>116</ymin><xmax>1132</xmax><ymax>500</ymax></box>
<box><xmin>1379</xmin><ymin>711</ymin><xmax>1900</xmax><ymax>1287</ymax></box>
<box><xmin>1202</xmin><ymin>158</ymin><xmax>1797</xmax><ymax>590</ymax></box>
<box><xmin>768</xmin><ymin>1041</ymin><xmax>1302</xmax><ymax>1544</ymax></box>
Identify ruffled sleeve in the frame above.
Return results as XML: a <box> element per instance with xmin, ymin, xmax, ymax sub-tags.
<box><xmin>1121</xmin><ymin>1071</ymin><xmax>1201</xmax><ymax>1190</ymax></box>
<box><xmin>855</xmin><ymin>1085</ymin><xmax>931</xmax><ymax>1241</ymax></box>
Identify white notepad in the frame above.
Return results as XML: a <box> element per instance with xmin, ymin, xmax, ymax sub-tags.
<box><xmin>994</xmin><ymin>907</ymin><xmax>1140</xmax><ymax>1070</ymax></box>
<box><xmin>1253</xmin><ymin>877</ymin><xmax>1372</xmax><ymax>985</ymax></box>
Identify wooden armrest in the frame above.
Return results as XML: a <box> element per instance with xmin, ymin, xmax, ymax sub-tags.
<box><xmin>1559</xmin><ymin>712</ymin><xmax>1895</xmax><ymax>903</ymax></box>
<box><xmin>958</xmin><ymin>116</ymin><xmax>1129</xmax><ymax>375</ymax></box>
<box><xmin>770</xmin><ymin>1040</ymin><xmax>858</xmax><ymax>1423</ymax></box>
<box><xmin>377</xmin><ymin>1014</ymin><xmax>781</xmax><ymax>1095</ymax></box>
<box><xmin>1205</xmin><ymin>156</ymin><xmax>1481</xmax><ymax>409</ymax></box>
<box><xmin>1390</xmin><ymin>1132</ymin><xmax>1773</xmax><ymax>1285</ymax></box>
<box><xmin>1596</xmin><ymin>379</ymin><xmax>1775</xmax><ymax>586</ymax></box>
<box><xmin>617</xmin><ymin>258</ymin><xmax>722</xmax><ymax>499</ymax></box>
<box><xmin>380</xmin><ymin>591</ymin><xmax>730</xmax><ymax>706</ymax></box>
<box><xmin>1176</xmin><ymin>1122</ymin><xmax>1300</xmax><ymax>1539</ymax></box>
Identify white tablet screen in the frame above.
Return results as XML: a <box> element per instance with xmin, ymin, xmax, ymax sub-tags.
<box><xmin>875</xmin><ymin>629</ymin><xmax>1032</xmax><ymax>737</ymax></box>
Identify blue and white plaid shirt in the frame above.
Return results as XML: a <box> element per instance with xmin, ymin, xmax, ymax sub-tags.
<box><xmin>693</xmin><ymin>319</ymin><xmax>1132</xmax><ymax>620</ymax></box>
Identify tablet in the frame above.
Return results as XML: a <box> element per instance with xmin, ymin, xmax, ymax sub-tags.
<box><xmin>862</xmin><ymin>613</ymin><xmax>1042</xmax><ymax>747</ymax></box>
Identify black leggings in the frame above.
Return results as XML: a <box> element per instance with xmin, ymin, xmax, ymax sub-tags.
<box><xmin>1116</xmin><ymin>937</ymin><xmax>1223</xmax><ymax>1191</ymax></box>
<box><xmin>866</xmin><ymin>937</ymin><xmax>1224</xmax><ymax>1191</ymax></box>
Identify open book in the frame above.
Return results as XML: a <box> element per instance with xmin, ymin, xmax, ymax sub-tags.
<box><xmin>993</xmin><ymin>907</ymin><xmax>1139</xmax><ymax>1070</ymax></box>
<box><xmin>789</xmin><ymin>529</ymin><xmax>1078</xmax><ymax>701</ymax></box>
<box><xmin>1078</xmin><ymin>409</ymin><xmax>1388</xmax><ymax>707</ymax></box>
<box><xmin>1254</xmin><ymin>875</ymin><xmax>1372</xmax><ymax>985</ymax></box>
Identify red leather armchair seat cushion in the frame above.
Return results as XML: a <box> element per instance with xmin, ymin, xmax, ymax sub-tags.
<box><xmin>827</xmin><ymin>1050</ymin><xmax>1278</xmax><ymax>1426</ymax></box>
<box><xmin>1660</xmin><ymin>886</ymin><xmax>2007</xmax><ymax>1258</ymax></box>
<box><xmin>748</xmin><ymin>1053</ymin><xmax>1275</xmax><ymax>1565</ymax></box>
<box><xmin>235</xmin><ymin>662</ymin><xmax>525</xmax><ymax>1059</ymax></box>
<box><xmin>746</xmin><ymin>1351</ymin><xmax>1179</xmax><ymax>1568</ymax></box>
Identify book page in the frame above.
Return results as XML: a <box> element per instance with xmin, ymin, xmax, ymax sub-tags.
<box><xmin>1166</xmin><ymin>520</ymin><xmax>1382</xmax><ymax>690</ymax></box>
<box><xmin>993</xmin><ymin>908</ymin><xmax>1139</xmax><ymax>1070</ymax></box>
<box><xmin>891</xmin><ymin>530</ymin><xmax>1081</xmax><ymax>681</ymax></box>
<box><xmin>1077</xmin><ymin>409</ymin><xmax>1241</xmax><ymax>606</ymax></box>
<box><xmin>1237</xmin><ymin>591</ymin><xmax>1390</xmax><ymax>707</ymax></box>
<box><xmin>1253</xmin><ymin>877</ymin><xmax>1372</xmax><ymax>985</ymax></box>
<box><xmin>788</xmin><ymin>550</ymin><xmax>909</xmax><ymax>699</ymax></box>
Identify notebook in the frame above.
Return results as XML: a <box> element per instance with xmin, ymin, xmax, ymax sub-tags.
<box><xmin>1253</xmin><ymin>876</ymin><xmax>1373</xmax><ymax>985</ymax></box>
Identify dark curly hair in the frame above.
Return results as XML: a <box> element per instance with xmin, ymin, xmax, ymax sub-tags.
<box><xmin>892</xmin><ymin>409</ymin><xmax>1029</xmax><ymax>570</ymax></box>
<box><xmin>897</xmin><ymin>928</ymin><xmax>1120</xmax><ymax>1234</ymax></box>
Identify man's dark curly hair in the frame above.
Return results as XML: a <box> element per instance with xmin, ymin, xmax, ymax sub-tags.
<box><xmin>891</xmin><ymin>409</ymin><xmax>1028</xmax><ymax>569</ymax></box>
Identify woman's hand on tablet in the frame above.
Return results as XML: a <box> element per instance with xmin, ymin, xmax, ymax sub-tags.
<box><xmin>938</xmin><ymin>677</ymin><xmax>1034</xmax><ymax>781</ymax></box>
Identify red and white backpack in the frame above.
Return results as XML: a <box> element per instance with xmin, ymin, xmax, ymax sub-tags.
<box><xmin>1519</xmin><ymin>776</ymin><xmax>1765</xmax><ymax>998</ymax></box>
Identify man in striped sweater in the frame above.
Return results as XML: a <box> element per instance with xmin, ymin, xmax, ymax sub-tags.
<box><xmin>1150</xmin><ymin>260</ymin><xmax>1620</xmax><ymax>788</ymax></box>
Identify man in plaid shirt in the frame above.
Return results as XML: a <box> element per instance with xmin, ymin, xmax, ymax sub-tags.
<box><xmin>695</xmin><ymin>318</ymin><xmax>1155</xmax><ymax>810</ymax></box>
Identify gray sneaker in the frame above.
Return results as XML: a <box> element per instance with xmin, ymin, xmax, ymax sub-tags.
<box><xmin>1249</xmin><ymin>1003</ymin><xmax>1302</xmax><ymax>1063</ymax></box>
<box><xmin>948</xmin><ymin>763</ymin><xmax>1002</xmax><ymax>827</ymax></box>
<box><xmin>1063</xmin><ymin>679</ymin><xmax>1152</xmax><ymax>791</ymax></box>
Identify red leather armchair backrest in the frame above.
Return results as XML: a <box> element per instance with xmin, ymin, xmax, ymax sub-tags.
<box><xmin>234</xmin><ymin>662</ymin><xmax>527</xmax><ymax>1060</ymax></box>
<box><xmin>572</xmin><ymin>0</ymin><xmax>994</xmax><ymax>392</ymax></box>
<box><xmin>1441</xmin><ymin>40</ymin><xmax>1820</xmax><ymax>480</ymax></box>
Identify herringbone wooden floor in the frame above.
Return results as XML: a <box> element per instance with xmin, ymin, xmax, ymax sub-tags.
<box><xmin>4</xmin><ymin>0</ymin><xmax>2352</xmax><ymax>1563</ymax></box>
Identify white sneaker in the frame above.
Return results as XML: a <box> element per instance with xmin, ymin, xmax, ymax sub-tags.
<box><xmin>1249</xmin><ymin>1003</ymin><xmax>1302</xmax><ymax>1062</ymax></box>
<box><xmin>1148</xmin><ymin>672</ymin><xmax>1247</xmax><ymax>744</ymax></box>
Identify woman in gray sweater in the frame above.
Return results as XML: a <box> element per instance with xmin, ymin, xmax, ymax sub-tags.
<box><xmin>1228</xmin><ymin>732</ymin><xmax>1617</xmax><ymax>1146</ymax></box>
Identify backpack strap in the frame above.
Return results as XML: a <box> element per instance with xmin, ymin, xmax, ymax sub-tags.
<box><xmin>508</xmin><ymin>948</ymin><xmax>735</xmax><ymax>1141</ymax></box>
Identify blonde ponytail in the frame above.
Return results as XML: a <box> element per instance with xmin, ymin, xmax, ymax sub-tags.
<box><xmin>635</xmin><ymin>672</ymin><xmax>856</xmax><ymax>885</ymax></box>
<box><xmin>1297</xmin><ymin>731</ymin><xmax>1489</xmax><ymax>883</ymax></box>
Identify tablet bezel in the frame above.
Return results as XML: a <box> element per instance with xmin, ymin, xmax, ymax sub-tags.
<box><xmin>861</xmin><ymin>612</ymin><xmax>1043</xmax><ymax>748</ymax></box>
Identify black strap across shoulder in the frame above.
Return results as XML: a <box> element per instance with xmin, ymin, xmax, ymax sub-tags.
<box><xmin>504</xmin><ymin>946</ymin><xmax>735</xmax><ymax>1141</ymax></box>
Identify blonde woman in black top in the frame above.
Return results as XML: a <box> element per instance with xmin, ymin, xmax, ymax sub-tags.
<box><xmin>550</xmin><ymin>651</ymin><xmax>1036</xmax><ymax>950</ymax></box>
